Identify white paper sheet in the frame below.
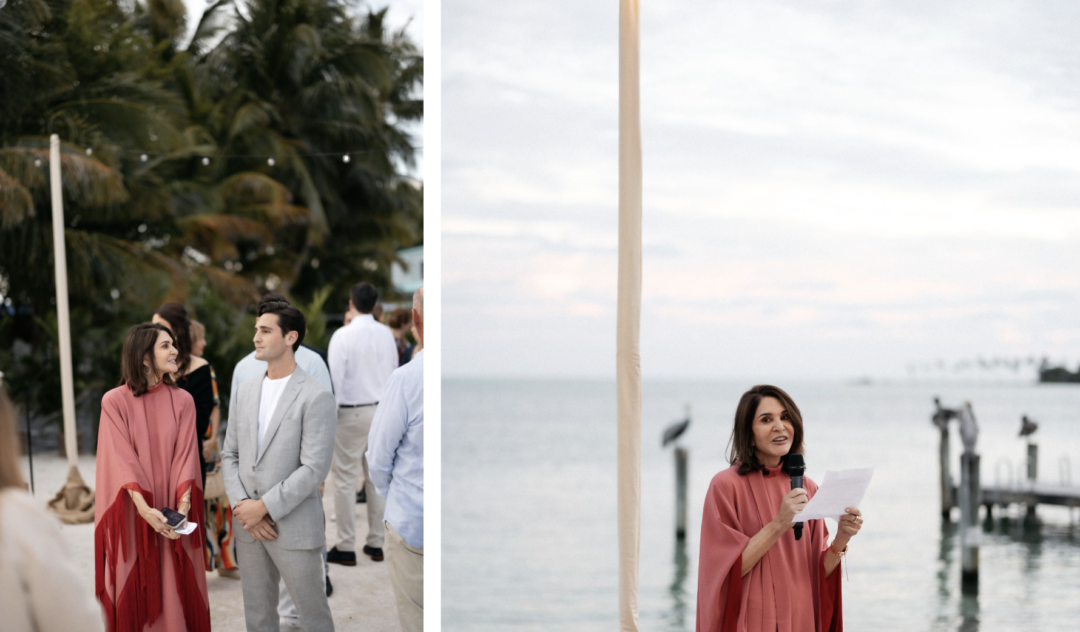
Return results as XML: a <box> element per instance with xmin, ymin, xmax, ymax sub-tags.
<box><xmin>793</xmin><ymin>466</ymin><xmax>874</xmax><ymax>522</ymax></box>
<box><xmin>173</xmin><ymin>521</ymin><xmax>198</xmax><ymax>536</ymax></box>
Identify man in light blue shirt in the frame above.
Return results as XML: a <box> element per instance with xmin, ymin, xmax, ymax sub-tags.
<box><xmin>366</xmin><ymin>286</ymin><xmax>424</xmax><ymax>632</ymax></box>
<box><xmin>227</xmin><ymin>294</ymin><xmax>335</xmax><ymax>630</ymax></box>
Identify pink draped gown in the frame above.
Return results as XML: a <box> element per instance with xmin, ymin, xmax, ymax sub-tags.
<box><xmin>94</xmin><ymin>381</ymin><xmax>210</xmax><ymax>632</ymax></box>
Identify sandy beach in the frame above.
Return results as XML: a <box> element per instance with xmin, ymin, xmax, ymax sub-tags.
<box><xmin>18</xmin><ymin>453</ymin><xmax>400</xmax><ymax>631</ymax></box>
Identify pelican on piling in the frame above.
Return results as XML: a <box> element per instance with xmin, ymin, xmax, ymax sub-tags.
<box><xmin>1019</xmin><ymin>415</ymin><xmax>1038</xmax><ymax>440</ymax></box>
<box><xmin>932</xmin><ymin>396</ymin><xmax>961</xmax><ymax>430</ymax></box>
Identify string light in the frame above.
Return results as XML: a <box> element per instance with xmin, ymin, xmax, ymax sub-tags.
<box><xmin>267</xmin><ymin>157</ymin><xmax>275</xmax><ymax>166</ymax></box>
<box><xmin>343</xmin><ymin>154</ymin><xmax>350</xmax><ymax>163</ymax></box>
<box><xmin>34</xmin><ymin>159</ymin><xmax>42</xmax><ymax>167</ymax></box>
<box><xmin>202</xmin><ymin>157</ymin><xmax>210</xmax><ymax>165</ymax></box>
<box><xmin>85</xmin><ymin>147</ymin><xmax>92</xmax><ymax>156</ymax></box>
<box><xmin>140</xmin><ymin>154</ymin><xmax>148</xmax><ymax>162</ymax></box>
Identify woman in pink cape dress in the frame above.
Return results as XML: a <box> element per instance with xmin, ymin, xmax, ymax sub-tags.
<box><xmin>697</xmin><ymin>385</ymin><xmax>864</xmax><ymax>632</ymax></box>
<box><xmin>94</xmin><ymin>323</ymin><xmax>210</xmax><ymax>632</ymax></box>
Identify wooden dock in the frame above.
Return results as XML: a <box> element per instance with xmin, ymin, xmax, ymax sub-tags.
<box><xmin>979</xmin><ymin>483</ymin><xmax>1080</xmax><ymax>510</ymax></box>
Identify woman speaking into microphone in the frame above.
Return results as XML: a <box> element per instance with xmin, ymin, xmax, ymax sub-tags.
<box><xmin>697</xmin><ymin>385</ymin><xmax>863</xmax><ymax>632</ymax></box>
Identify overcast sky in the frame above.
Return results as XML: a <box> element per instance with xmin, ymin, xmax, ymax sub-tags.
<box><xmin>443</xmin><ymin>1</ymin><xmax>1080</xmax><ymax>381</ymax></box>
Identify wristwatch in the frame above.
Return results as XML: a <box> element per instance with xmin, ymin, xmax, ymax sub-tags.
<box><xmin>829</xmin><ymin>543</ymin><xmax>847</xmax><ymax>558</ymax></box>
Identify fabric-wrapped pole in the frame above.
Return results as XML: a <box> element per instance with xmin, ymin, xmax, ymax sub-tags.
<box><xmin>617</xmin><ymin>1</ymin><xmax>642</xmax><ymax>631</ymax></box>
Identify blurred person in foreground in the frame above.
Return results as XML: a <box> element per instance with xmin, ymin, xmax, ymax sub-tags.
<box><xmin>0</xmin><ymin>377</ymin><xmax>103</xmax><ymax>631</ymax></box>
<box><xmin>327</xmin><ymin>282</ymin><xmax>397</xmax><ymax>565</ymax></box>
<box><xmin>696</xmin><ymin>384</ymin><xmax>863</xmax><ymax>632</ymax></box>
<box><xmin>221</xmin><ymin>300</ymin><xmax>337</xmax><ymax>632</ymax></box>
<box><xmin>94</xmin><ymin>323</ymin><xmax>210</xmax><ymax>631</ymax></box>
<box><xmin>366</xmin><ymin>286</ymin><xmax>424</xmax><ymax>631</ymax></box>
<box><xmin>190</xmin><ymin>321</ymin><xmax>239</xmax><ymax>579</ymax></box>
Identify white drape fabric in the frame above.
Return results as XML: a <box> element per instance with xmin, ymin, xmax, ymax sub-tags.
<box><xmin>617</xmin><ymin>1</ymin><xmax>642</xmax><ymax>631</ymax></box>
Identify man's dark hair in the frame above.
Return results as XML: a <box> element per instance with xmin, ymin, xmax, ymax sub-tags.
<box><xmin>350</xmin><ymin>283</ymin><xmax>378</xmax><ymax>314</ymax></box>
<box><xmin>259</xmin><ymin>293</ymin><xmax>290</xmax><ymax>309</ymax></box>
<box><xmin>258</xmin><ymin>300</ymin><xmax>307</xmax><ymax>352</ymax></box>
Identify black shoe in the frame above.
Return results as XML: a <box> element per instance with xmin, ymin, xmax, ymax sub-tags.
<box><xmin>327</xmin><ymin>547</ymin><xmax>357</xmax><ymax>566</ymax></box>
<box><xmin>356</xmin><ymin>488</ymin><xmax>366</xmax><ymax>504</ymax></box>
<box><xmin>325</xmin><ymin>573</ymin><xmax>333</xmax><ymax>597</ymax></box>
<box><xmin>362</xmin><ymin>545</ymin><xmax>384</xmax><ymax>562</ymax></box>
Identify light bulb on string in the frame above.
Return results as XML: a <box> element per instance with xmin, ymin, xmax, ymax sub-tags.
<box><xmin>85</xmin><ymin>147</ymin><xmax>93</xmax><ymax>156</ymax></box>
<box><xmin>343</xmin><ymin>154</ymin><xmax>350</xmax><ymax>163</ymax></box>
<box><xmin>267</xmin><ymin>157</ymin><xmax>275</xmax><ymax>167</ymax></box>
<box><xmin>34</xmin><ymin>159</ymin><xmax>42</xmax><ymax>167</ymax></box>
<box><xmin>202</xmin><ymin>157</ymin><xmax>210</xmax><ymax>166</ymax></box>
<box><xmin>140</xmin><ymin>154</ymin><xmax>148</xmax><ymax>162</ymax></box>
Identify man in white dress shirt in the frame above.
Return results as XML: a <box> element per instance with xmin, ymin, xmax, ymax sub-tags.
<box><xmin>327</xmin><ymin>282</ymin><xmax>399</xmax><ymax>564</ymax></box>
<box><xmin>367</xmin><ymin>286</ymin><xmax>424</xmax><ymax>632</ymax></box>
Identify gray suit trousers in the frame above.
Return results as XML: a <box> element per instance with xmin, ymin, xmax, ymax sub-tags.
<box><xmin>237</xmin><ymin>537</ymin><xmax>334</xmax><ymax>632</ymax></box>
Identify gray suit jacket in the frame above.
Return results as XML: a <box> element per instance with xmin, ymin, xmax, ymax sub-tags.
<box><xmin>221</xmin><ymin>364</ymin><xmax>337</xmax><ymax>550</ymax></box>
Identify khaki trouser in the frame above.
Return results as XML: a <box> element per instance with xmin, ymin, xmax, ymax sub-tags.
<box><xmin>385</xmin><ymin>522</ymin><xmax>423</xmax><ymax>632</ymax></box>
<box><xmin>331</xmin><ymin>405</ymin><xmax>385</xmax><ymax>551</ymax></box>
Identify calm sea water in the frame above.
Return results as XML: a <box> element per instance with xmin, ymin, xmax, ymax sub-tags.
<box><xmin>443</xmin><ymin>379</ymin><xmax>1080</xmax><ymax>631</ymax></box>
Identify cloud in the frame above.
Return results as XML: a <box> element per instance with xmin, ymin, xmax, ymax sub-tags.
<box><xmin>444</xmin><ymin>0</ymin><xmax>1080</xmax><ymax>378</ymax></box>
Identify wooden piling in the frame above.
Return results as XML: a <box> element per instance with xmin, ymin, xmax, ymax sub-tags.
<box><xmin>1026</xmin><ymin>443</ymin><xmax>1038</xmax><ymax>518</ymax></box>
<box><xmin>675</xmin><ymin>447</ymin><xmax>688</xmax><ymax>540</ymax></box>
<box><xmin>960</xmin><ymin>453</ymin><xmax>980</xmax><ymax>594</ymax></box>
<box><xmin>939</xmin><ymin>425</ymin><xmax>952</xmax><ymax>520</ymax></box>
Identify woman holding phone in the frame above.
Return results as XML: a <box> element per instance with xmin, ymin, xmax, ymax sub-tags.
<box><xmin>93</xmin><ymin>323</ymin><xmax>210</xmax><ymax>631</ymax></box>
<box><xmin>696</xmin><ymin>384</ymin><xmax>863</xmax><ymax>632</ymax></box>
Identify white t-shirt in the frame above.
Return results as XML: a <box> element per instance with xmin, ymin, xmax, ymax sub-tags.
<box><xmin>257</xmin><ymin>373</ymin><xmax>292</xmax><ymax>458</ymax></box>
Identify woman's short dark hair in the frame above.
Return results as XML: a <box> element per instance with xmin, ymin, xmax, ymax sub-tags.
<box><xmin>727</xmin><ymin>384</ymin><xmax>805</xmax><ymax>475</ymax></box>
<box><xmin>388</xmin><ymin>308</ymin><xmax>412</xmax><ymax>330</ymax></box>
<box><xmin>258</xmin><ymin>300</ymin><xmax>307</xmax><ymax>352</ymax></box>
<box><xmin>153</xmin><ymin>302</ymin><xmax>193</xmax><ymax>378</ymax></box>
<box><xmin>350</xmin><ymin>283</ymin><xmax>378</xmax><ymax>314</ymax></box>
<box><xmin>121</xmin><ymin>323</ymin><xmax>177</xmax><ymax>396</ymax></box>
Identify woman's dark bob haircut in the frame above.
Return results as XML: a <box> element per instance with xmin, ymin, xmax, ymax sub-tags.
<box><xmin>727</xmin><ymin>384</ymin><xmax>805</xmax><ymax>475</ymax></box>
<box><xmin>121</xmin><ymin>323</ymin><xmax>176</xmax><ymax>397</ymax></box>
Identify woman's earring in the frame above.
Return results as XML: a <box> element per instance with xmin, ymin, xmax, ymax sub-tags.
<box><xmin>143</xmin><ymin>365</ymin><xmax>151</xmax><ymax>375</ymax></box>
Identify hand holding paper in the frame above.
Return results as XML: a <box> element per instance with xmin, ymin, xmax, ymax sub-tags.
<box><xmin>173</xmin><ymin>521</ymin><xmax>198</xmax><ymax>536</ymax></box>
<box><xmin>793</xmin><ymin>466</ymin><xmax>874</xmax><ymax>522</ymax></box>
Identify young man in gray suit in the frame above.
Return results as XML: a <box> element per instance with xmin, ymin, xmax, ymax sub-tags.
<box><xmin>222</xmin><ymin>300</ymin><xmax>338</xmax><ymax>632</ymax></box>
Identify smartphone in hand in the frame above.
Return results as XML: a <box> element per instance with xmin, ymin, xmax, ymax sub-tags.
<box><xmin>161</xmin><ymin>508</ymin><xmax>186</xmax><ymax>529</ymax></box>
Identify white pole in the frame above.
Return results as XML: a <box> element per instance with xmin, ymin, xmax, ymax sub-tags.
<box><xmin>617</xmin><ymin>1</ymin><xmax>642</xmax><ymax>630</ymax></box>
<box><xmin>49</xmin><ymin>134</ymin><xmax>78</xmax><ymax>465</ymax></box>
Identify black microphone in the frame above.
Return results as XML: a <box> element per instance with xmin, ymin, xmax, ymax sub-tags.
<box><xmin>784</xmin><ymin>453</ymin><xmax>806</xmax><ymax>541</ymax></box>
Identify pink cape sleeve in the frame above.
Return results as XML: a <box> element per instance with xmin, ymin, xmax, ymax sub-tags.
<box><xmin>696</xmin><ymin>472</ymin><xmax>749</xmax><ymax>632</ymax></box>
<box><xmin>814</xmin><ymin>514</ymin><xmax>843</xmax><ymax>632</ymax></box>
<box><xmin>168</xmin><ymin>391</ymin><xmax>210</xmax><ymax>632</ymax></box>
<box><xmin>94</xmin><ymin>388</ymin><xmax>164</xmax><ymax>632</ymax></box>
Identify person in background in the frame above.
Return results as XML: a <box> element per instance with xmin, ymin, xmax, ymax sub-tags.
<box><xmin>94</xmin><ymin>323</ymin><xmax>210</xmax><ymax>631</ymax></box>
<box><xmin>190</xmin><ymin>321</ymin><xmax>239</xmax><ymax>579</ymax></box>
<box><xmin>327</xmin><ymin>282</ymin><xmax>398</xmax><ymax>565</ymax></box>
<box><xmin>228</xmin><ymin>293</ymin><xmax>334</xmax><ymax>628</ymax></box>
<box><xmin>0</xmin><ymin>379</ymin><xmax>104</xmax><ymax>632</ymax></box>
<box><xmin>366</xmin><ymin>286</ymin><xmax>425</xmax><ymax>631</ymax></box>
<box><xmin>152</xmin><ymin>303</ymin><xmax>214</xmax><ymax>489</ymax></box>
<box><xmin>388</xmin><ymin>308</ymin><xmax>415</xmax><ymax>365</ymax></box>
